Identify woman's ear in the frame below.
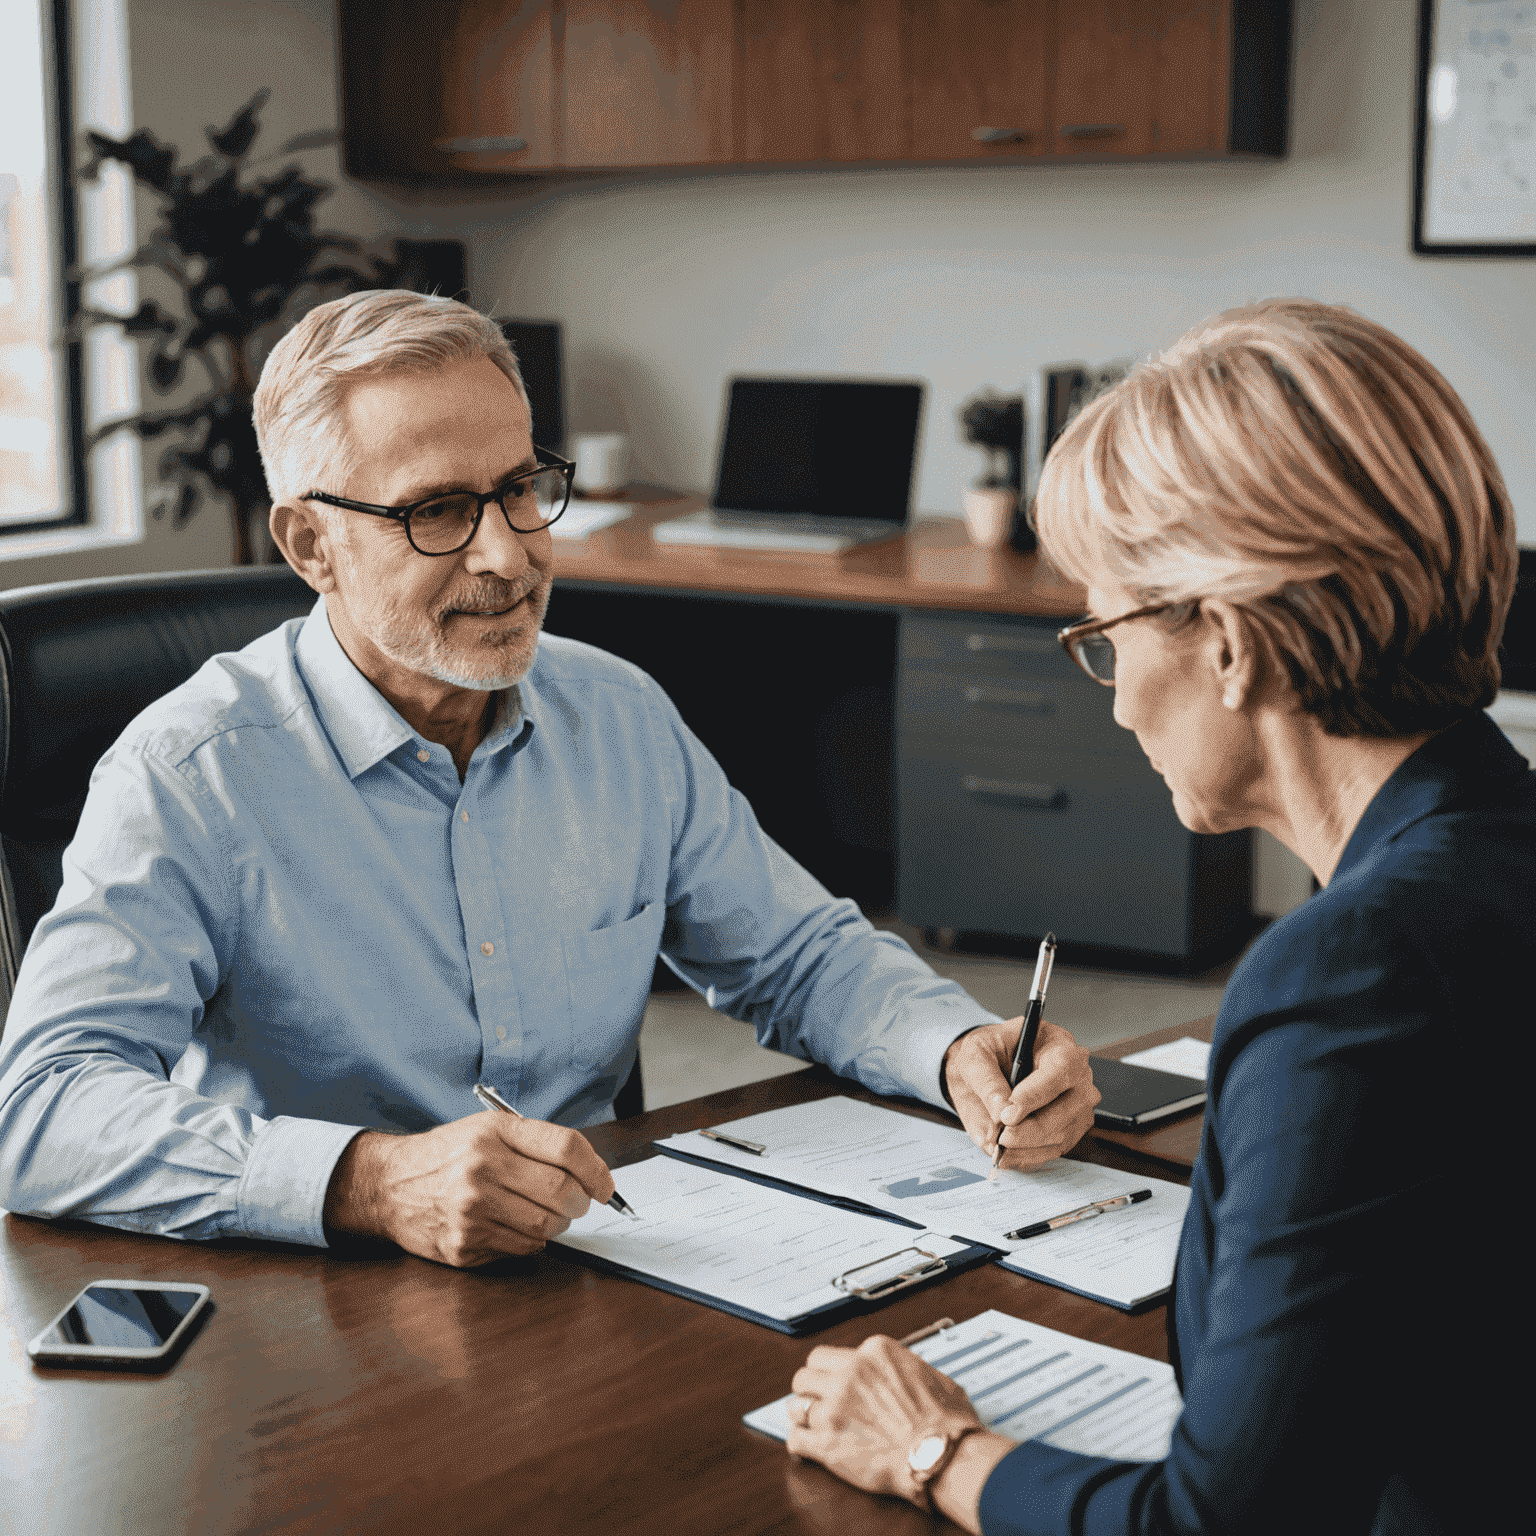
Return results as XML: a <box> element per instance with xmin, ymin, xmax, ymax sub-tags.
<box><xmin>1201</xmin><ymin>600</ymin><xmax>1259</xmax><ymax>711</ymax></box>
<box><xmin>269</xmin><ymin>500</ymin><xmax>337</xmax><ymax>593</ymax></box>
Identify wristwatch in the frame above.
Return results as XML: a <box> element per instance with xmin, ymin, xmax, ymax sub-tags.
<box><xmin>907</xmin><ymin>1423</ymin><xmax>986</xmax><ymax>1511</ymax></box>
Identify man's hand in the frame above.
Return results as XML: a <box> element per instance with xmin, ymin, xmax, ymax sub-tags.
<box><xmin>785</xmin><ymin>1335</ymin><xmax>1013</xmax><ymax>1531</ymax></box>
<box><xmin>943</xmin><ymin>1019</ymin><xmax>1099</xmax><ymax>1171</ymax></box>
<box><xmin>322</xmin><ymin>1112</ymin><xmax>617</xmax><ymax>1268</ymax></box>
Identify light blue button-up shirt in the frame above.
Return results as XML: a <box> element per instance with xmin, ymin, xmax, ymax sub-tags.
<box><xmin>0</xmin><ymin>598</ymin><xmax>996</xmax><ymax>1248</ymax></box>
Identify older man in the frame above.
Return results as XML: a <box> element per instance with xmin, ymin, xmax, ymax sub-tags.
<box><xmin>0</xmin><ymin>291</ymin><xmax>1095</xmax><ymax>1267</ymax></box>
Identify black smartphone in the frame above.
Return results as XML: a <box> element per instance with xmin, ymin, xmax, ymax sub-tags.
<box><xmin>27</xmin><ymin>1280</ymin><xmax>212</xmax><ymax>1369</ymax></box>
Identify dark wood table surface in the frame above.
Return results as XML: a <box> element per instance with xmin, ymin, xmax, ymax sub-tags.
<box><xmin>0</xmin><ymin>1057</ymin><xmax>1198</xmax><ymax>1535</ymax></box>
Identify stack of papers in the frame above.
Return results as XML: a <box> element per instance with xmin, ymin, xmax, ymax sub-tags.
<box><xmin>1120</xmin><ymin>1036</ymin><xmax>1211</xmax><ymax>1080</ymax></box>
<box><xmin>745</xmin><ymin>1309</ymin><xmax>1181</xmax><ymax>1461</ymax></box>
<box><xmin>658</xmin><ymin>1098</ymin><xmax>1189</xmax><ymax>1311</ymax></box>
<box><xmin>550</xmin><ymin>500</ymin><xmax>634</xmax><ymax>540</ymax></box>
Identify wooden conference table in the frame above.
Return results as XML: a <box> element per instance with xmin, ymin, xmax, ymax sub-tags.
<box><xmin>0</xmin><ymin>1021</ymin><xmax>1212</xmax><ymax>1536</ymax></box>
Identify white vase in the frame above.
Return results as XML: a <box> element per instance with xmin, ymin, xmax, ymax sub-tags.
<box><xmin>962</xmin><ymin>486</ymin><xmax>1016</xmax><ymax>549</ymax></box>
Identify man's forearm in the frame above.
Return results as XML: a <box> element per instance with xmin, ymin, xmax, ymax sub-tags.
<box><xmin>321</xmin><ymin>1130</ymin><xmax>392</xmax><ymax>1240</ymax></box>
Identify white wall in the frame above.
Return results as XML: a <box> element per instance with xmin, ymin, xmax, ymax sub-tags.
<box><xmin>468</xmin><ymin>0</ymin><xmax>1536</xmax><ymax>542</ymax></box>
<box><xmin>8</xmin><ymin>0</ymin><xmax>1532</xmax><ymax>593</ymax></box>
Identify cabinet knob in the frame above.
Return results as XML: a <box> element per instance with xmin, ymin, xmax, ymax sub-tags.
<box><xmin>964</xmin><ymin>632</ymin><xmax>1053</xmax><ymax>654</ymax></box>
<box><xmin>963</xmin><ymin>684</ymin><xmax>1052</xmax><ymax>713</ymax></box>
<box><xmin>1058</xmin><ymin>123</ymin><xmax>1127</xmax><ymax>140</ymax></box>
<box><xmin>971</xmin><ymin>127</ymin><xmax>1029</xmax><ymax>144</ymax></box>
<box><xmin>433</xmin><ymin>135</ymin><xmax>529</xmax><ymax>153</ymax></box>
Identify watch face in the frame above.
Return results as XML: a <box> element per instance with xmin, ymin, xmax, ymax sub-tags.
<box><xmin>909</xmin><ymin>1433</ymin><xmax>948</xmax><ymax>1474</ymax></box>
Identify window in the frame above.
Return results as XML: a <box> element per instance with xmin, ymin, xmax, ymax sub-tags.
<box><xmin>0</xmin><ymin>0</ymin><xmax>85</xmax><ymax>533</ymax></box>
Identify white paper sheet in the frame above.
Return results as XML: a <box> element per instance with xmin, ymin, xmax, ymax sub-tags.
<box><xmin>550</xmin><ymin>500</ymin><xmax>634</xmax><ymax>539</ymax></box>
<box><xmin>550</xmin><ymin>1155</ymin><xmax>970</xmax><ymax>1324</ymax></box>
<box><xmin>659</xmin><ymin>1098</ymin><xmax>1188</xmax><ymax>1309</ymax></box>
<box><xmin>1119</xmin><ymin>1037</ymin><xmax>1211</xmax><ymax>1081</ymax></box>
<box><xmin>744</xmin><ymin>1308</ymin><xmax>1181</xmax><ymax>1462</ymax></box>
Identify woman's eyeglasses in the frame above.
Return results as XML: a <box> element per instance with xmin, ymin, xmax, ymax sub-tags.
<box><xmin>1057</xmin><ymin>603</ymin><xmax>1181</xmax><ymax>684</ymax></box>
<box><xmin>305</xmin><ymin>449</ymin><xmax>576</xmax><ymax>557</ymax></box>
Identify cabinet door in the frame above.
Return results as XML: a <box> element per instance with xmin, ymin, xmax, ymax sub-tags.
<box><xmin>340</xmin><ymin>0</ymin><xmax>559</xmax><ymax>177</ymax></box>
<box><xmin>563</xmin><ymin>0</ymin><xmax>735</xmax><ymax>167</ymax></box>
<box><xmin>1052</xmin><ymin>0</ymin><xmax>1227</xmax><ymax>158</ymax></box>
<box><xmin>735</xmin><ymin>0</ymin><xmax>908</xmax><ymax>164</ymax></box>
<box><xmin>908</xmin><ymin>0</ymin><xmax>1053</xmax><ymax>162</ymax></box>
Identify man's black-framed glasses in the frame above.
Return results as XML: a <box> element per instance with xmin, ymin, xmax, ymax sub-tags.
<box><xmin>305</xmin><ymin>448</ymin><xmax>575</xmax><ymax>556</ymax></box>
<box><xmin>1057</xmin><ymin>602</ymin><xmax>1180</xmax><ymax>685</ymax></box>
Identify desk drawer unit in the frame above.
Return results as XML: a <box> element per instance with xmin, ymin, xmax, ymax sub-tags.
<box><xmin>896</xmin><ymin>612</ymin><xmax>1249</xmax><ymax>961</ymax></box>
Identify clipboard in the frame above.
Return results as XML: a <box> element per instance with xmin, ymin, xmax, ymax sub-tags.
<box><xmin>549</xmin><ymin>1155</ymin><xmax>998</xmax><ymax>1336</ymax></box>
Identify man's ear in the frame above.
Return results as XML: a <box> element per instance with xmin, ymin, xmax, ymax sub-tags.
<box><xmin>269</xmin><ymin>499</ymin><xmax>337</xmax><ymax>593</ymax></box>
<box><xmin>1201</xmin><ymin>600</ymin><xmax>1261</xmax><ymax>712</ymax></box>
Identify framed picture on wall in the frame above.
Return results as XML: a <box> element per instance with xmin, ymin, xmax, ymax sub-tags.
<box><xmin>1413</xmin><ymin>0</ymin><xmax>1536</xmax><ymax>255</ymax></box>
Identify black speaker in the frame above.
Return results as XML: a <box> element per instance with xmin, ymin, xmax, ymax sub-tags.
<box><xmin>498</xmin><ymin>319</ymin><xmax>565</xmax><ymax>453</ymax></box>
<box><xmin>391</xmin><ymin>239</ymin><xmax>468</xmax><ymax>302</ymax></box>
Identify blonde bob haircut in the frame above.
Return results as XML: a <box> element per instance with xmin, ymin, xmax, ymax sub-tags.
<box><xmin>253</xmin><ymin>289</ymin><xmax>527</xmax><ymax>507</ymax></box>
<box><xmin>1035</xmin><ymin>298</ymin><xmax>1517</xmax><ymax>738</ymax></box>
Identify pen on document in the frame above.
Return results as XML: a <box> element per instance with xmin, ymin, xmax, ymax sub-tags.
<box><xmin>699</xmin><ymin>1127</ymin><xmax>767</xmax><ymax>1156</ymax></box>
<box><xmin>898</xmin><ymin>1318</ymin><xmax>955</xmax><ymax>1347</ymax></box>
<box><xmin>991</xmin><ymin>932</ymin><xmax>1057</xmax><ymax>1171</ymax></box>
<box><xmin>472</xmin><ymin>1082</ymin><xmax>640</xmax><ymax>1219</ymax></box>
<box><xmin>1004</xmin><ymin>1189</ymin><xmax>1152</xmax><ymax>1242</ymax></box>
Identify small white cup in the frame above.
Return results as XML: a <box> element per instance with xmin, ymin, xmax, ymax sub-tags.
<box><xmin>962</xmin><ymin>485</ymin><xmax>1016</xmax><ymax>549</ymax></box>
<box><xmin>572</xmin><ymin>432</ymin><xmax>631</xmax><ymax>498</ymax></box>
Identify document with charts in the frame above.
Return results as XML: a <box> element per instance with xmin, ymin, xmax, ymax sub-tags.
<box><xmin>657</xmin><ymin>1097</ymin><xmax>1190</xmax><ymax>1310</ymax></box>
<box><xmin>745</xmin><ymin>1309</ymin><xmax>1182</xmax><ymax>1462</ymax></box>
<box><xmin>549</xmin><ymin>1154</ymin><xmax>982</xmax><ymax>1332</ymax></box>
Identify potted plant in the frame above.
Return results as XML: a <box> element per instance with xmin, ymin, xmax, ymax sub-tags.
<box><xmin>75</xmin><ymin>90</ymin><xmax>408</xmax><ymax>563</ymax></box>
<box><xmin>958</xmin><ymin>391</ymin><xmax>1024</xmax><ymax>550</ymax></box>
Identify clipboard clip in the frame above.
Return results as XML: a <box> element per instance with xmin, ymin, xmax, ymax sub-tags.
<box><xmin>832</xmin><ymin>1245</ymin><xmax>948</xmax><ymax>1302</ymax></box>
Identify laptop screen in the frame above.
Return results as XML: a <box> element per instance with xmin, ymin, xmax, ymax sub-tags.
<box><xmin>712</xmin><ymin>379</ymin><xmax>923</xmax><ymax>523</ymax></box>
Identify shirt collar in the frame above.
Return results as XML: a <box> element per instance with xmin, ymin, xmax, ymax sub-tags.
<box><xmin>294</xmin><ymin>596</ymin><xmax>531</xmax><ymax>779</ymax></box>
<box><xmin>1333</xmin><ymin>711</ymin><xmax>1529</xmax><ymax>881</ymax></box>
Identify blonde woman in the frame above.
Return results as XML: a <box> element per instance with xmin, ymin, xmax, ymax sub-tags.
<box><xmin>780</xmin><ymin>299</ymin><xmax>1529</xmax><ymax>1535</ymax></box>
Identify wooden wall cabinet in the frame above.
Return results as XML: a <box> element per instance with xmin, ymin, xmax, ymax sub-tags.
<box><xmin>339</xmin><ymin>0</ymin><xmax>1290</xmax><ymax>180</ymax></box>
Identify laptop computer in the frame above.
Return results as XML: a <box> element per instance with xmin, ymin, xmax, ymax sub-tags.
<box><xmin>652</xmin><ymin>378</ymin><xmax>924</xmax><ymax>554</ymax></box>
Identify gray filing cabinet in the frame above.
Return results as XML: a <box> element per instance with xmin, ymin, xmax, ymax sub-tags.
<box><xmin>896</xmin><ymin>610</ymin><xmax>1250</xmax><ymax>964</ymax></box>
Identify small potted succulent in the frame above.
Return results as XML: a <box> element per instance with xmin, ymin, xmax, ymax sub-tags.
<box><xmin>958</xmin><ymin>391</ymin><xmax>1024</xmax><ymax>550</ymax></box>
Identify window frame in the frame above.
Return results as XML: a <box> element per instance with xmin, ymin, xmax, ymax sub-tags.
<box><xmin>2</xmin><ymin>0</ymin><xmax>88</xmax><ymax>537</ymax></box>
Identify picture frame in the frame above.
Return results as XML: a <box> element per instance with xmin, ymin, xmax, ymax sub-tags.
<box><xmin>1412</xmin><ymin>0</ymin><xmax>1536</xmax><ymax>256</ymax></box>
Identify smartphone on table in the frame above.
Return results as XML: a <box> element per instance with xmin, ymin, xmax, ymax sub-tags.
<box><xmin>27</xmin><ymin>1280</ymin><xmax>212</xmax><ymax>1369</ymax></box>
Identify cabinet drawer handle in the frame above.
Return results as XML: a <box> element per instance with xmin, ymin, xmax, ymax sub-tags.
<box><xmin>972</xmin><ymin>126</ymin><xmax>1029</xmax><ymax>144</ymax></box>
<box><xmin>1058</xmin><ymin>122</ymin><xmax>1126</xmax><ymax>139</ymax></box>
<box><xmin>963</xmin><ymin>684</ymin><xmax>1052</xmax><ymax>713</ymax></box>
<box><xmin>964</xmin><ymin>632</ymin><xmax>1053</xmax><ymax>654</ymax></box>
<box><xmin>962</xmin><ymin>774</ymin><xmax>1069</xmax><ymax>810</ymax></box>
<box><xmin>433</xmin><ymin>135</ymin><xmax>529</xmax><ymax>153</ymax></box>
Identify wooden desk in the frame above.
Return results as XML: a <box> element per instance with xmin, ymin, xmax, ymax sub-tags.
<box><xmin>553</xmin><ymin>493</ymin><xmax>1086</xmax><ymax>619</ymax></box>
<box><xmin>1</xmin><ymin>1066</ymin><xmax>1184</xmax><ymax>1536</ymax></box>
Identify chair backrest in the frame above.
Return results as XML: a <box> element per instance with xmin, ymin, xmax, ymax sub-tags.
<box><xmin>0</xmin><ymin>567</ymin><xmax>315</xmax><ymax>1019</ymax></box>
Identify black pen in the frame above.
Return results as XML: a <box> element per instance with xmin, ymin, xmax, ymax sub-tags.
<box><xmin>1005</xmin><ymin>1189</ymin><xmax>1151</xmax><ymax>1242</ymax></box>
<box><xmin>472</xmin><ymin>1082</ymin><xmax>640</xmax><ymax>1219</ymax></box>
<box><xmin>991</xmin><ymin>932</ymin><xmax>1057</xmax><ymax>1170</ymax></box>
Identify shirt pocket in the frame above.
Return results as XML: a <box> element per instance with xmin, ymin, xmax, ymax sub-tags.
<box><xmin>562</xmin><ymin>902</ymin><xmax>665</xmax><ymax>1071</ymax></box>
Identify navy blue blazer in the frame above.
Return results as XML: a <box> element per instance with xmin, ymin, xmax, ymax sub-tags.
<box><xmin>978</xmin><ymin>713</ymin><xmax>1532</xmax><ymax>1536</ymax></box>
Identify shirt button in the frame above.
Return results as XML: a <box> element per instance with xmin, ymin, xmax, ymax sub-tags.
<box><xmin>461</xmin><ymin>810</ymin><xmax>469</xmax><ymax>823</ymax></box>
<box><xmin>496</xmin><ymin>1025</ymin><xmax>507</xmax><ymax>1041</ymax></box>
<box><xmin>417</xmin><ymin>749</ymin><xmax>430</xmax><ymax>763</ymax></box>
<box><xmin>480</xmin><ymin>941</ymin><xmax>495</xmax><ymax>957</ymax></box>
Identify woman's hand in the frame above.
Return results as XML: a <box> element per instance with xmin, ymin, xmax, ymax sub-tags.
<box><xmin>786</xmin><ymin>1335</ymin><xmax>1015</xmax><ymax>1531</ymax></box>
<box><xmin>944</xmin><ymin>1018</ymin><xmax>1100</xmax><ymax>1171</ymax></box>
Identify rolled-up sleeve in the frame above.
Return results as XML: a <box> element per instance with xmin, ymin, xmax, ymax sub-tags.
<box><xmin>0</xmin><ymin>736</ymin><xmax>363</xmax><ymax>1245</ymax></box>
<box><xmin>644</xmin><ymin>678</ymin><xmax>998</xmax><ymax>1106</ymax></box>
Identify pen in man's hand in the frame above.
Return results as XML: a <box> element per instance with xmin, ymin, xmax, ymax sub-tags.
<box><xmin>472</xmin><ymin>1082</ymin><xmax>640</xmax><ymax>1219</ymax></box>
<box><xmin>991</xmin><ymin>932</ymin><xmax>1057</xmax><ymax>1171</ymax></box>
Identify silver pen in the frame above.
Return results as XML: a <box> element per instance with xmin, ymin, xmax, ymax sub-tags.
<box><xmin>472</xmin><ymin>1082</ymin><xmax>640</xmax><ymax>1219</ymax></box>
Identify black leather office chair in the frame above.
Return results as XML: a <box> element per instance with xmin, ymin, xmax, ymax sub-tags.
<box><xmin>0</xmin><ymin>565</ymin><xmax>644</xmax><ymax>1114</ymax></box>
